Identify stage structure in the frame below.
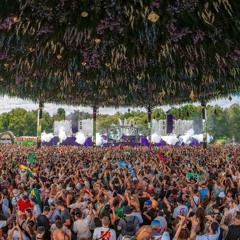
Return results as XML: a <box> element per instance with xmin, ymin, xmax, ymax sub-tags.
<box><xmin>151</xmin><ymin>119</ymin><xmax>193</xmax><ymax>136</ymax></box>
<box><xmin>78</xmin><ymin>119</ymin><xmax>93</xmax><ymax>137</ymax></box>
<box><xmin>53</xmin><ymin>120</ymin><xmax>72</xmax><ymax>137</ymax></box>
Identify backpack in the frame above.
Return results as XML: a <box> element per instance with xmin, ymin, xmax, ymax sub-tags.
<box><xmin>123</xmin><ymin>216</ymin><xmax>136</xmax><ymax>233</ymax></box>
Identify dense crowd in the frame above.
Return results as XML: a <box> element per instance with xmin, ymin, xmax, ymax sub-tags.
<box><xmin>0</xmin><ymin>144</ymin><xmax>239</xmax><ymax>240</ymax></box>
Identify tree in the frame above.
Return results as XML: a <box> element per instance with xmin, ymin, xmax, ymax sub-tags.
<box><xmin>226</xmin><ymin>104</ymin><xmax>240</xmax><ymax>142</ymax></box>
<box><xmin>6</xmin><ymin>108</ymin><xmax>28</xmax><ymax>136</ymax></box>
<box><xmin>207</xmin><ymin>105</ymin><xmax>230</xmax><ymax>141</ymax></box>
<box><xmin>0</xmin><ymin>112</ymin><xmax>10</xmax><ymax>132</ymax></box>
<box><xmin>152</xmin><ymin>108</ymin><xmax>166</xmax><ymax>120</ymax></box>
<box><xmin>57</xmin><ymin>107</ymin><xmax>65</xmax><ymax>116</ymax></box>
<box><xmin>97</xmin><ymin>114</ymin><xmax>119</xmax><ymax>130</ymax></box>
<box><xmin>23</xmin><ymin>111</ymin><xmax>37</xmax><ymax>136</ymax></box>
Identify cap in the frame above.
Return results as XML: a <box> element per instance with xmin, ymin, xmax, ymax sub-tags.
<box><xmin>150</xmin><ymin>220</ymin><xmax>160</xmax><ymax>227</ymax></box>
<box><xmin>154</xmin><ymin>216</ymin><xmax>167</xmax><ymax>229</ymax></box>
<box><xmin>133</xmin><ymin>177</ymin><xmax>138</xmax><ymax>181</ymax></box>
<box><xmin>124</xmin><ymin>206</ymin><xmax>133</xmax><ymax>215</ymax></box>
<box><xmin>144</xmin><ymin>200</ymin><xmax>152</xmax><ymax>206</ymax></box>
<box><xmin>66</xmin><ymin>187</ymin><xmax>73</xmax><ymax>191</ymax></box>
<box><xmin>218</xmin><ymin>192</ymin><xmax>226</xmax><ymax>198</ymax></box>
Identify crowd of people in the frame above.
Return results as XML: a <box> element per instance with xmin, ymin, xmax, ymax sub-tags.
<box><xmin>0</xmin><ymin>144</ymin><xmax>239</xmax><ymax>240</ymax></box>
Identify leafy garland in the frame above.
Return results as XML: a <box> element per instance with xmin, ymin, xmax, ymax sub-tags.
<box><xmin>0</xmin><ymin>0</ymin><xmax>239</xmax><ymax>107</ymax></box>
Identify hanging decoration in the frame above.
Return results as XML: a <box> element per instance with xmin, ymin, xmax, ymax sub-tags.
<box><xmin>81</xmin><ymin>11</ymin><xmax>88</xmax><ymax>17</ymax></box>
<box><xmin>0</xmin><ymin>0</ymin><xmax>239</xmax><ymax>107</ymax></box>
<box><xmin>147</xmin><ymin>11</ymin><xmax>160</xmax><ymax>23</ymax></box>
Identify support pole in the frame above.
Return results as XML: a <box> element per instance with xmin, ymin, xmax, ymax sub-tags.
<box><xmin>147</xmin><ymin>105</ymin><xmax>152</xmax><ymax>143</ymax></box>
<box><xmin>37</xmin><ymin>101</ymin><xmax>43</xmax><ymax>149</ymax></box>
<box><xmin>93</xmin><ymin>105</ymin><xmax>97</xmax><ymax>145</ymax></box>
<box><xmin>201</xmin><ymin>101</ymin><xmax>207</xmax><ymax>149</ymax></box>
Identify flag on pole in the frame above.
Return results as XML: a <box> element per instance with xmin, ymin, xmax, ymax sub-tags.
<box><xmin>103</xmin><ymin>151</ymin><xmax>110</xmax><ymax>161</ymax></box>
<box><xmin>157</xmin><ymin>152</ymin><xmax>168</xmax><ymax>162</ymax></box>
<box><xmin>19</xmin><ymin>164</ymin><xmax>33</xmax><ymax>177</ymax></box>
<box><xmin>118</xmin><ymin>144</ymin><xmax>123</xmax><ymax>151</ymax></box>
<box><xmin>148</xmin><ymin>143</ymin><xmax>152</xmax><ymax>150</ymax></box>
<box><xmin>29</xmin><ymin>187</ymin><xmax>42</xmax><ymax>209</ymax></box>
<box><xmin>28</xmin><ymin>152</ymin><xmax>35</xmax><ymax>164</ymax></box>
<box><xmin>58</xmin><ymin>147</ymin><xmax>64</xmax><ymax>153</ymax></box>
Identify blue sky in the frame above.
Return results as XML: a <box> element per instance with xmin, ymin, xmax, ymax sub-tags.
<box><xmin>0</xmin><ymin>95</ymin><xmax>239</xmax><ymax>116</ymax></box>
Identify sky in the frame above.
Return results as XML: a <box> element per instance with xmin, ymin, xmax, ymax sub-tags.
<box><xmin>0</xmin><ymin>95</ymin><xmax>239</xmax><ymax>116</ymax></box>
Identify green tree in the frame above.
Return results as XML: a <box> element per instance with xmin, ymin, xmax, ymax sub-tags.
<box><xmin>207</xmin><ymin>105</ymin><xmax>230</xmax><ymax>141</ymax></box>
<box><xmin>23</xmin><ymin>111</ymin><xmax>37</xmax><ymax>136</ymax></box>
<box><xmin>0</xmin><ymin>112</ymin><xmax>10</xmax><ymax>132</ymax></box>
<box><xmin>57</xmin><ymin>108</ymin><xmax>66</xmax><ymax>116</ymax></box>
<box><xmin>152</xmin><ymin>108</ymin><xmax>166</xmax><ymax>120</ymax></box>
<box><xmin>226</xmin><ymin>104</ymin><xmax>240</xmax><ymax>142</ymax></box>
<box><xmin>7</xmin><ymin>108</ymin><xmax>28</xmax><ymax>136</ymax></box>
<box><xmin>97</xmin><ymin>114</ymin><xmax>119</xmax><ymax>130</ymax></box>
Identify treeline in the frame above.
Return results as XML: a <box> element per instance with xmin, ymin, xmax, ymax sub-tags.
<box><xmin>0</xmin><ymin>104</ymin><xmax>240</xmax><ymax>142</ymax></box>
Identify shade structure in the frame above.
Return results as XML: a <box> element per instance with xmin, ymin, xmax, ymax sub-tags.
<box><xmin>0</xmin><ymin>0</ymin><xmax>239</xmax><ymax>107</ymax></box>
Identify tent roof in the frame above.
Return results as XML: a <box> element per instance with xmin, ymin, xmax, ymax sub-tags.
<box><xmin>0</xmin><ymin>0</ymin><xmax>239</xmax><ymax>107</ymax></box>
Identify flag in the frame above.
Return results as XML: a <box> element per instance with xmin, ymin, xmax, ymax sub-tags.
<box><xmin>187</xmin><ymin>172</ymin><xmax>202</xmax><ymax>181</ymax></box>
<box><xmin>117</xmin><ymin>161</ymin><xmax>131</xmax><ymax>168</ymax></box>
<box><xmin>148</xmin><ymin>143</ymin><xmax>152</xmax><ymax>150</ymax></box>
<box><xmin>118</xmin><ymin>144</ymin><xmax>123</xmax><ymax>151</ymax></box>
<box><xmin>28</xmin><ymin>152</ymin><xmax>35</xmax><ymax>164</ymax></box>
<box><xmin>157</xmin><ymin>152</ymin><xmax>168</xmax><ymax>162</ymax></box>
<box><xmin>58</xmin><ymin>147</ymin><xmax>64</xmax><ymax>153</ymax></box>
<box><xmin>29</xmin><ymin>187</ymin><xmax>42</xmax><ymax>210</ymax></box>
<box><xmin>103</xmin><ymin>151</ymin><xmax>110</xmax><ymax>161</ymax></box>
<box><xmin>123</xmin><ymin>152</ymin><xmax>131</xmax><ymax>155</ymax></box>
<box><xmin>19</xmin><ymin>164</ymin><xmax>33</xmax><ymax>177</ymax></box>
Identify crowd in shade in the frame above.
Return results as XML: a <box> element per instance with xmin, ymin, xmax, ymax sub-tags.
<box><xmin>0</xmin><ymin>144</ymin><xmax>239</xmax><ymax>240</ymax></box>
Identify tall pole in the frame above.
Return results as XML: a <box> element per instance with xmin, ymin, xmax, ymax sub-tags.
<box><xmin>147</xmin><ymin>105</ymin><xmax>152</xmax><ymax>143</ymax></box>
<box><xmin>37</xmin><ymin>101</ymin><xmax>43</xmax><ymax>149</ymax></box>
<box><xmin>201</xmin><ymin>101</ymin><xmax>207</xmax><ymax>149</ymax></box>
<box><xmin>93</xmin><ymin>105</ymin><xmax>97</xmax><ymax>145</ymax></box>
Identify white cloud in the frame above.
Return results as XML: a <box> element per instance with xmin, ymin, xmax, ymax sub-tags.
<box><xmin>0</xmin><ymin>95</ymin><xmax>239</xmax><ymax>116</ymax></box>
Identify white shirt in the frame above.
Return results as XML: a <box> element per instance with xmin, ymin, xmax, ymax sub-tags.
<box><xmin>10</xmin><ymin>230</ymin><xmax>29</xmax><ymax>240</ymax></box>
<box><xmin>173</xmin><ymin>205</ymin><xmax>188</xmax><ymax>218</ymax></box>
<box><xmin>33</xmin><ymin>204</ymin><xmax>42</xmax><ymax>218</ymax></box>
<box><xmin>191</xmin><ymin>195</ymin><xmax>200</xmax><ymax>212</ymax></box>
<box><xmin>69</xmin><ymin>201</ymin><xmax>88</xmax><ymax>211</ymax></box>
<box><xmin>0</xmin><ymin>221</ymin><xmax>6</xmax><ymax>229</ymax></box>
<box><xmin>72</xmin><ymin>215</ymin><xmax>92</xmax><ymax>239</ymax></box>
<box><xmin>93</xmin><ymin>227</ymin><xmax>116</xmax><ymax>240</ymax></box>
<box><xmin>196</xmin><ymin>227</ymin><xmax>220</xmax><ymax>240</ymax></box>
<box><xmin>154</xmin><ymin>231</ymin><xmax>170</xmax><ymax>240</ymax></box>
